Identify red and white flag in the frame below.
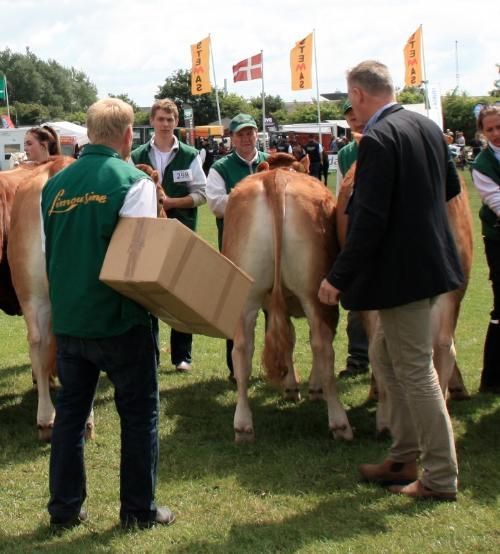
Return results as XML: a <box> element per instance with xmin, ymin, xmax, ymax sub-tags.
<box><xmin>232</xmin><ymin>53</ymin><xmax>262</xmax><ymax>82</ymax></box>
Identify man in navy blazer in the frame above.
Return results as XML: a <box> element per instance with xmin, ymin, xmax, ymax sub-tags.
<box><xmin>319</xmin><ymin>60</ymin><xmax>463</xmax><ymax>501</ymax></box>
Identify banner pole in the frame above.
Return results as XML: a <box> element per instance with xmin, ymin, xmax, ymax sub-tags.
<box><xmin>313</xmin><ymin>29</ymin><xmax>322</xmax><ymax>146</ymax></box>
<box><xmin>419</xmin><ymin>24</ymin><xmax>429</xmax><ymax>118</ymax></box>
<box><xmin>209</xmin><ymin>34</ymin><xmax>222</xmax><ymax>126</ymax></box>
<box><xmin>261</xmin><ymin>50</ymin><xmax>266</xmax><ymax>152</ymax></box>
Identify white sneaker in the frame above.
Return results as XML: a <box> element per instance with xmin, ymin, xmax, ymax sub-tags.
<box><xmin>175</xmin><ymin>361</ymin><xmax>192</xmax><ymax>373</ymax></box>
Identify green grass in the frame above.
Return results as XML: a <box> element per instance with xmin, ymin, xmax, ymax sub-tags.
<box><xmin>0</xmin><ymin>171</ymin><xmax>499</xmax><ymax>553</ymax></box>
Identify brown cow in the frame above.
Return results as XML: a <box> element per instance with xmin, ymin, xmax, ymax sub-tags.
<box><xmin>4</xmin><ymin>158</ymin><xmax>163</xmax><ymax>441</ymax></box>
<box><xmin>135</xmin><ymin>163</ymin><xmax>167</xmax><ymax>218</ymax></box>
<box><xmin>0</xmin><ymin>167</ymin><xmax>26</xmax><ymax>316</ymax></box>
<box><xmin>223</xmin><ymin>153</ymin><xmax>353</xmax><ymax>442</ymax></box>
<box><xmin>5</xmin><ymin>158</ymin><xmax>92</xmax><ymax>441</ymax></box>
<box><xmin>336</xmin><ymin>158</ymin><xmax>473</xmax><ymax>433</ymax></box>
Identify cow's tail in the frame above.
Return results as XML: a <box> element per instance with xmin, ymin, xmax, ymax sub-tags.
<box><xmin>261</xmin><ymin>170</ymin><xmax>294</xmax><ymax>385</ymax></box>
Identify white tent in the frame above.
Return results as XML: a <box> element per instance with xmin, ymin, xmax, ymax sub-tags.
<box><xmin>43</xmin><ymin>121</ymin><xmax>89</xmax><ymax>146</ymax></box>
<box><xmin>280</xmin><ymin>120</ymin><xmax>348</xmax><ymax>137</ymax></box>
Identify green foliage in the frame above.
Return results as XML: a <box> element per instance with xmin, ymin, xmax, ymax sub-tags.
<box><xmin>108</xmin><ymin>92</ymin><xmax>139</xmax><ymax>112</ymax></box>
<box><xmin>285</xmin><ymin>101</ymin><xmax>344</xmax><ymax>123</ymax></box>
<box><xmin>396</xmin><ymin>86</ymin><xmax>425</xmax><ymax>104</ymax></box>
<box><xmin>219</xmin><ymin>92</ymin><xmax>253</xmax><ymax>120</ymax></box>
<box><xmin>442</xmin><ymin>94</ymin><xmax>493</xmax><ymax>141</ymax></box>
<box><xmin>0</xmin><ymin>47</ymin><xmax>98</xmax><ymax>125</ymax></box>
<box><xmin>133</xmin><ymin>110</ymin><xmax>151</xmax><ymax>126</ymax></box>
<box><xmin>13</xmin><ymin>102</ymin><xmax>51</xmax><ymax>124</ymax></box>
<box><xmin>155</xmin><ymin>68</ymin><xmax>220</xmax><ymax>126</ymax></box>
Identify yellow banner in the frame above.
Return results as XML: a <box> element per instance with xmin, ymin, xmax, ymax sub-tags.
<box><xmin>290</xmin><ymin>33</ymin><xmax>313</xmax><ymax>90</ymax></box>
<box><xmin>403</xmin><ymin>27</ymin><xmax>423</xmax><ymax>87</ymax></box>
<box><xmin>191</xmin><ymin>37</ymin><xmax>211</xmax><ymax>95</ymax></box>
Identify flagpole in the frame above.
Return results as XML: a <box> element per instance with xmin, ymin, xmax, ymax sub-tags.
<box><xmin>260</xmin><ymin>50</ymin><xmax>266</xmax><ymax>152</ymax></box>
<box><xmin>209</xmin><ymin>34</ymin><xmax>222</xmax><ymax>126</ymax></box>
<box><xmin>313</xmin><ymin>29</ymin><xmax>322</xmax><ymax>147</ymax></box>
<box><xmin>419</xmin><ymin>24</ymin><xmax>429</xmax><ymax>118</ymax></box>
<box><xmin>2</xmin><ymin>72</ymin><xmax>10</xmax><ymax>120</ymax></box>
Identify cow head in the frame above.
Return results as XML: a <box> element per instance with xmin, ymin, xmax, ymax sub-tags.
<box><xmin>135</xmin><ymin>163</ymin><xmax>167</xmax><ymax>218</ymax></box>
<box><xmin>257</xmin><ymin>152</ymin><xmax>309</xmax><ymax>174</ymax></box>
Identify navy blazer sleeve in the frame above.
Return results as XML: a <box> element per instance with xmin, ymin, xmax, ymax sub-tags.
<box><xmin>327</xmin><ymin>134</ymin><xmax>394</xmax><ymax>290</ymax></box>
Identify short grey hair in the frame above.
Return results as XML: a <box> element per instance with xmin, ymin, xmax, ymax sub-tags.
<box><xmin>347</xmin><ymin>60</ymin><xmax>394</xmax><ymax>97</ymax></box>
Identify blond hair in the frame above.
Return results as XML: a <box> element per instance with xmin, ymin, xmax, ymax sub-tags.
<box><xmin>347</xmin><ymin>60</ymin><xmax>394</xmax><ymax>97</ymax></box>
<box><xmin>150</xmin><ymin>98</ymin><xmax>179</xmax><ymax>120</ymax></box>
<box><xmin>86</xmin><ymin>98</ymin><xmax>134</xmax><ymax>144</ymax></box>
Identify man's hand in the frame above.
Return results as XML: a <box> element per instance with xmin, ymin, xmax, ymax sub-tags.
<box><xmin>318</xmin><ymin>278</ymin><xmax>341</xmax><ymax>306</ymax></box>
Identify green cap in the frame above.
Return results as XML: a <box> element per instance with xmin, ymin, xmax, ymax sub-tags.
<box><xmin>229</xmin><ymin>113</ymin><xmax>258</xmax><ymax>133</ymax></box>
<box><xmin>342</xmin><ymin>99</ymin><xmax>352</xmax><ymax>114</ymax></box>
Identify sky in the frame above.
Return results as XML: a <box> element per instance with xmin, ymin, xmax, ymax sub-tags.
<box><xmin>0</xmin><ymin>0</ymin><xmax>498</xmax><ymax>108</ymax></box>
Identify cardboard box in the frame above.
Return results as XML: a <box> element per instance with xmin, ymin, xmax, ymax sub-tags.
<box><xmin>99</xmin><ymin>218</ymin><xmax>253</xmax><ymax>338</ymax></box>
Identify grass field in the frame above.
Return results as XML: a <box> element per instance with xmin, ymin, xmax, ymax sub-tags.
<box><xmin>0</xmin><ymin>170</ymin><xmax>499</xmax><ymax>553</ymax></box>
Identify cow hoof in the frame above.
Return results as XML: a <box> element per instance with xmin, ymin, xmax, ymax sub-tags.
<box><xmin>85</xmin><ymin>423</ymin><xmax>95</xmax><ymax>441</ymax></box>
<box><xmin>37</xmin><ymin>424</ymin><xmax>53</xmax><ymax>443</ymax></box>
<box><xmin>234</xmin><ymin>428</ymin><xmax>255</xmax><ymax>443</ymax></box>
<box><xmin>448</xmin><ymin>387</ymin><xmax>470</xmax><ymax>401</ymax></box>
<box><xmin>375</xmin><ymin>427</ymin><xmax>391</xmax><ymax>440</ymax></box>
<box><xmin>330</xmin><ymin>424</ymin><xmax>354</xmax><ymax>441</ymax></box>
<box><xmin>284</xmin><ymin>388</ymin><xmax>301</xmax><ymax>402</ymax></box>
<box><xmin>308</xmin><ymin>388</ymin><xmax>323</xmax><ymax>401</ymax></box>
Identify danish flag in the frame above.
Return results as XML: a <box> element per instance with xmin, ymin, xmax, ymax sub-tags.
<box><xmin>232</xmin><ymin>53</ymin><xmax>263</xmax><ymax>82</ymax></box>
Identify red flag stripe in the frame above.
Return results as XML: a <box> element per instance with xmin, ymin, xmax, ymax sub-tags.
<box><xmin>232</xmin><ymin>53</ymin><xmax>262</xmax><ymax>82</ymax></box>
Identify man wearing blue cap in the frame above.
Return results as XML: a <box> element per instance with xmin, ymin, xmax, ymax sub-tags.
<box><xmin>207</xmin><ymin>113</ymin><xmax>269</xmax><ymax>380</ymax></box>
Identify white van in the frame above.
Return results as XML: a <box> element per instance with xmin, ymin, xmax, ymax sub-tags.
<box><xmin>0</xmin><ymin>127</ymin><xmax>30</xmax><ymax>170</ymax></box>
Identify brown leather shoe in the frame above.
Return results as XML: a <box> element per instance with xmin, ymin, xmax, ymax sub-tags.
<box><xmin>121</xmin><ymin>507</ymin><xmax>176</xmax><ymax>529</ymax></box>
<box><xmin>359</xmin><ymin>459</ymin><xmax>418</xmax><ymax>486</ymax></box>
<box><xmin>388</xmin><ymin>479</ymin><xmax>457</xmax><ymax>502</ymax></box>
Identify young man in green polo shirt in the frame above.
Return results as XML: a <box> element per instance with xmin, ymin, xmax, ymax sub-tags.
<box><xmin>336</xmin><ymin>100</ymin><xmax>370</xmax><ymax>379</ymax></box>
<box><xmin>206</xmin><ymin>113</ymin><xmax>269</xmax><ymax>379</ymax></box>
<box><xmin>132</xmin><ymin>99</ymin><xmax>207</xmax><ymax>373</ymax></box>
<box><xmin>42</xmin><ymin>98</ymin><xmax>175</xmax><ymax>529</ymax></box>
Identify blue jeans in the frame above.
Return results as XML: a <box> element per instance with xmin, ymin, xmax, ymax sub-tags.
<box><xmin>48</xmin><ymin>325</ymin><xmax>159</xmax><ymax>523</ymax></box>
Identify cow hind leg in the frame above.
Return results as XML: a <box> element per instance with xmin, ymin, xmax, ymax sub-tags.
<box><xmin>282</xmin><ymin>321</ymin><xmax>301</xmax><ymax>402</ymax></box>
<box><xmin>22</xmin><ymin>303</ymin><xmax>57</xmax><ymax>442</ymax></box>
<box><xmin>308</xmin><ymin>327</ymin><xmax>324</xmax><ymax>401</ymax></box>
<box><xmin>448</xmin><ymin>363</ymin><xmax>470</xmax><ymax>400</ymax></box>
<box><xmin>305</xmin><ymin>303</ymin><xmax>353</xmax><ymax>441</ymax></box>
<box><xmin>233</xmin><ymin>306</ymin><xmax>259</xmax><ymax>443</ymax></box>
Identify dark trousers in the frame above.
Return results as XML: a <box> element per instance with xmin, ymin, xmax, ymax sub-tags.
<box><xmin>346</xmin><ymin>310</ymin><xmax>369</xmax><ymax>369</ymax></box>
<box><xmin>226</xmin><ymin>339</ymin><xmax>234</xmax><ymax>375</ymax></box>
<box><xmin>48</xmin><ymin>325</ymin><xmax>159</xmax><ymax>523</ymax></box>
<box><xmin>309</xmin><ymin>161</ymin><xmax>321</xmax><ymax>180</ymax></box>
<box><xmin>151</xmin><ymin>317</ymin><xmax>192</xmax><ymax>366</ymax></box>
<box><xmin>170</xmin><ymin>329</ymin><xmax>192</xmax><ymax>365</ymax></box>
<box><xmin>481</xmin><ymin>238</ymin><xmax>500</xmax><ymax>388</ymax></box>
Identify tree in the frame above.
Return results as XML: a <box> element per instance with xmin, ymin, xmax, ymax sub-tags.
<box><xmin>155</xmin><ymin>69</ymin><xmax>219</xmax><ymax>126</ymax></box>
<box><xmin>0</xmin><ymin>47</ymin><xmax>98</xmax><ymax>124</ymax></box>
<box><xmin>442</xmin><ymin>93</ymin><xmax>491</xmax><ymax>141</ymax></box>
<box><xmin>219</xmin><ymin>93</ymin><xmax>252</xmax><ymax>120</ymax></box>
<box><xmin>108</xmin><ymin>93</ymin><xmax>139</xmax><ymax>112</ymax></box>
<box><xmin>284</xmin><ymin>101</ymin><xmax>342</xmax><ymax>124</ymax></box>
<box><xmin>396</xmin><ymin>86</ymin><xmax>425</xmax><ymax>104</ymax></box>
